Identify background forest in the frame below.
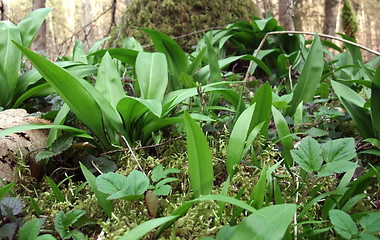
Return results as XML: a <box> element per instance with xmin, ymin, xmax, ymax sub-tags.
<box><xmin>1</xmin><ymin>0</ymin><xmax>379</xmax><ymax>61</ymax></box>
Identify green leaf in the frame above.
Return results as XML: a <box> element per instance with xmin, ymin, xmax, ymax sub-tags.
<box><xmin>0</xmin><ymin>22</ymin><xmax>22</xmax><ymax>107</ymax></box>
<box><xmin>17</xmin><ymin>218</ymin><xmax>40</xmax><ymax>240</ymax></box>
<box><xmin>96</xmin><ymin>172</ymin><xmax>128</xmax><ymax>195</ymax></box>
<box><xmin>35</xmin><ymin>235</ymin><xmax>56</xmax><ymax>240</ymax></box>
<box><xmin>119</xmin><ymin>216</ymin><xmax>177</xmax><ymax>240</ymax></box>
<box><xmin>125</xmin><ymin>170</ymin><xmax>150</xmax><ymax>196</ymax></box>
<box><xmin>329</xmin><ymin>209</ymin><xmax>358</xmax><ymax>239</ymax></box>
<box><xmin>95</xmin><ymin>51</ymin><xmax>126</xmax><ymax>108</ymax></box>
<box><xmin>0</xmin><ymin>123</ymin><xmax>89</xmax><ymax>139</ymax></box>
<box><xmin>46</xmin><ymin>176</ymin><xmax>64</xmax><ymax>202</ymax></box>
<box><xmin>230</xmin><ymin>204</ymin><xmax>296</xmax><ymax>240</ymax></box>
<box><xmin>151</xmin><ymin>165</ymin><xmax>164</xmax><ymax>182</ymax></box>
<box><xmin>371</xmin><ymin>66</ymin><xmax>380</xmax><ymax>137</ymax></box>
<box><xmin>141</xmin><ymin>28</ymin><xmax>188</xmax><ymax>89</ymax></box>
<box><xmin>286</xmin><ymin>33</ymin><xmax>324</xmax><ymax>116</ymax></box>
<box><xmin>188</xmin><ymin>47</ymin><xmax>206</xmax><ymax>76</ymax></box>
<box><xmin>226</xmin><ymin>104</ymin><xmax>256</xmax><ymax>176</ymax></box>
<box><xmin>13</xmin><ymin>42</ymin><xmax>109</xmax><ymax>146</ymax></box>
<box><xmin>17</xmin><ymin>7</ymin><xmax>53</xmax><ymax>47</ymax></box>
<box><xmin>55</xmin><ymin>210</ymin><xmax>85</xmax><ymax>239</ymax></box>
<box><xmin>80</xmin><ymin>163</ymin><xmax>114</xmax><ymax>218</ymax></box>
<box><xmin>90</xmin><ymin>48</ymin><xmax>138</xmax><ymax>66</ymax></box>
<box><xmin>359</xmin><ymin>212</ymin><xmax>380</xmax><ymax>234</ymax></box>
<box><xmin>136</xmin><ymin>51</ymin><xmax>168</xmax><ymax>101</ymax></box>
<box><xmin>272</xmin><ymin>106</ymin><xmax>294</xmax><ymax>166</ymax></box>
<box><xmin>251</xmin><ymin>82</ymin><xmax>272</xmax><ymax>138</ymax></box>
<box><xmin>153</xmin><ymin>185</ymin><xmax>171</xmax><ymax>196</ymax></box>
<box><xmin>250</xmin><ymin>164</ymin><xmax>266</xmax><ymax>210</ymax></box>
<box><xmin>341</xmin><ymin>96</ymin><xmax>375</xmax><ymax>138</ymax></box>
<box><xmin>184</xmin><ymin>111</ymin><xmax>214</xmax><ymax>197</ymax></box>
<box><xmin>331</xmin><ymin>80</ymin><xmax>365</xmax><ymax>107</ymax></box>
<box><xmin>0</xmin><ymin>183</ymin><xmax>15</xmax><ymax>202</ymax></box>
<box><xmin>317</xmin><ymin>161</ymin><xmax>358</xmax><ymax>177</ymax></box>
<box><xmin>204</xmin><ymin>34</ymin><xmax>221</xmax><ymax>84</ymax></box>
<box><xmin>291</xmin><ymin>136</ymin><xmax>322</xmax><ymax>173</ymax></box>
<box><xmin>322</xmin><ymin>138</ymin><xmax>356</xmax><ymax>163</ymax></box>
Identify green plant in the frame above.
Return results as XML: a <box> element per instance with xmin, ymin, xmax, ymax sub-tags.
<box><xmin>54</xmin><ymin>209</ymin><xmax>86</xmax><ymax>239</ymax></box>
<box><xmin>148</xmin><ymin>164</ymin><xmax>180</xmax><ymax>196</ymax></box>
<box><xmin>0</xmin><ymin>7</ymin><xmax>53</xmax><ymax>110</ymax></box>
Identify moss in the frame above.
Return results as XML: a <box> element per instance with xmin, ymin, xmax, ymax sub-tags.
<box><xmin>341</xmin><ymin>0</ymin><xmax>359</xmax><ymax>40</ymax></box>
<box><xmin>108</xmin><ymin>0</ymin><xmax>257</xmax><ymax>51</ymax></box>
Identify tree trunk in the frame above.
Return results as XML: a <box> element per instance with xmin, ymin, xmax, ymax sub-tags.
<box><xmin>323</xmin><ymin>0</ymin><xmax>338</xmax><ymax>36</ymax></box>
<box><xmin>294</xmin><ymin>0</ymin><xmax>303</xmax><ymax>30</ymax></box>
<box><xmin>279</xmin><ymin>0</ymin><xmax>294</xmax><ymax>30</ymax></box>
<box><xmin>0</xmin><ymin>0</ymin><xmax>4</xmax><ymax>20</ymax></box>
<box><xmin>32</xmin><ymin>0</ymin><xmax>47</xmax><ymax>51</ymax></box>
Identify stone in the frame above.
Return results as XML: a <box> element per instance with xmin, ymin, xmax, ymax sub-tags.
<box><xmin>0</xmin><ymin>109</ymin><xmax>51</xmax><ymax>184</ymax></box>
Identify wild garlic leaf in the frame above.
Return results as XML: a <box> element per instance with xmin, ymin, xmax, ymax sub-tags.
<box><xmin>291</xmin><ymin>136</ymin><xmax>322</xmax><ymax>173</ymax></box>
<box><xmin>322</xmin><ymin>138</ymin><xmax>356</xmax><ymax>163</ymax></box>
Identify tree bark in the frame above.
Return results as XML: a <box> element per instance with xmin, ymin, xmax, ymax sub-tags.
<box><xmin>323</xmin><ymin>0</ymin><xmax>338</xmax><ymax>36</ymax></box>
<box><xmin>32</xmin><ymin>0</ymin><xmax>47</xmax><ymax>51</ymax></box>
<box><xmin>279</xmin><ymin>0</ymin><xmax>294</xmax><ymax>30</ymax></box>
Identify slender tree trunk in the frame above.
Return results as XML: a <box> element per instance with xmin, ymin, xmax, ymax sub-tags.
<box><xmin>294</xmin><ymin>0</ymin><xmax>303</xmax><ymax>30</ymax></box>
<box><xmin>279</xmin><ymin>0</ymin><xmax>294</xmax><ymax>30</ymax></box>
<box><xmin>323</xmin><ymin>0</ymin><xmax>338</xmax><ymax>36</ymax></box>
<box><xmin>32</xmin><ymin>0</ymin><xmax>47</xmax><ymax>51</ymax></box>
<box><xmin>0</xmin><ymin>0</ymin><xmax>4</xmax><ymax>20</ymax></box>
<box><xmin>108</xmin><ymin>0</ymin><xmax>117</xmax><ymax>35</ymax></box>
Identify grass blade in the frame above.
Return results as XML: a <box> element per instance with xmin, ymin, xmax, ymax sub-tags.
<box><xmin>46</xmin><ymin>176</ymin><xmax>64</xmax><ymax>202</ymax></box>
<box><xmin>251</xmin><ymin>82</ymin><xmax>272</xmax><ymax>138</ymax></box>
<box><xmin>272</xmin><ymin>106</ymin><xmax>294</xmax><ymax>167</ymax></box>
<box><xmin>79</xmin><ymin>162</ymin><xmax>114</xmax><ymax>218</ymax></box>
<box><xmin>184</xmin><ymin>111</ymin><xmax>214</xmax><ymax>198</ymax></box>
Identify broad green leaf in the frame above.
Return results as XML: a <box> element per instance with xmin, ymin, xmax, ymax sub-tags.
<box><xmin>329</xmin><ymin>209</ymin><xmax>358</xmax><ymax>239</ymax></box>
<box><xmin>17</xmin><ymin>219</ymin><xmax>40</xmax><ymax>240</ymax></box>
<box><xmin>0</xmin><ymin>22</ymin><xmax>21</xmax><ymax>107</ymax></box>
<box><xmin>17</xmin><ymin>7</ymin><xmax>53</xmax><ymax>48</ymax></box>
<box><xmin>55</xmin><ymin>210</ymin><xmax>85</xmax><ymax>239</ymax></box>
<box><xmin>226</xmin><ymin>104</ymin><xmax>256</xmax><ymax>176</ymax></box>
<box><xmin>272</xmin><ymin>106</ymin><xmax>294</xmax><ymax>166</ymax></box>
<box><xmin>13</xmin><ymin>42</ymin><xmax>109</xmax><ymax>146</ymax></box>
<box><xmin>317</xmin><ymin>161</ymin><xmax>358</xmax><ymax>177</ymax></box>
<box><xmin>341</xmin><ymin>97</ymin><xmax>375</xmax><ymax>138</ymax></box>
<box><xmin>122</xmin><ymin>36</ymin><xmax>143</xmax><ymax>51</ymax></box>
<box><xmin>322</xmin><ymin>138</ymin><xmax>356</xmax><ymax>163</ymax></box>
<box><xmin>359</xmin><ymin>212</ymin><xmax>380</xmax><ymax>234</ymax></box>
<box><xmin>72</xmin><ymin>40</ymin><xmax>87</xmax><ymax>64</ymax></box>
<box><xmin>80</xmin><ymin>163</ymin><xmax>114</xmax><ymax>218</ymax></box>
<box><xmin>371</xmin><ymin>66</ymin><xmax>380</xmax><ymax>137</ymax></box>
<box><xmin>142</xmin><ymin>117</ymin><xmax>183</xmax><ymax>143</ymax></box>
<box><xmin>35</xmin><ymin>235</ymin><xmax>56</xmax><ymax>240</ymax></box>
<box><xmin>291</xmin><ymin>136</ymin><xmax>322</xmax><ymax>173</ymax></box>
<box><xmin>251</xmin><ymin>82</ymin><xmax>272</xmax><ymax>138</ymax></box>
<box><xmin>95</xmin><ymin>52</ymin><xmax>126</xmax><ymax>108</ymax></box>
<box><xmin>96</xmin><ymin>172</ymin><xmax>128</xmax><ymax>195</ymax></box>
<box><xmin>119</xmin><ymin>216</ymin><xmax>177</xmax><ymax>240</ymax></box>
<box><xmin>204</xmin><ymin>34</ymin><xmax>221</xmax><ymax>84</ymax></box>
<box><xmin>125</xmin><ymin>170</ymin><xmax>150</xmax><ymax>196</ymax></box>
<box><xmin>136</xmin><ymin>51</ymin><xmax>168</xmax><ymax>101</ymax></box>
<box><xmin>230</xmin><ymin>204</ymin><xmax>296</xmax><ymax>240</ymax></box>
<box><xmin>47</xmin><ymin>103</ymin><xmax>70</xmax><ymax>146</ymax></box>
<box><xmin>331</xmin><ymin>80</ymin><xmax>366</xmax><ymax>107</ymax></box>
<box><xmin>141</xmin><ymin>28</ymin><xmax>188</xmax><ymax>89</ymax></box>
<box><xmin>286</xmin><ymin>33</ymin><xmax>324</xmax><ymax>116</ymax></box>
<box><xmin>46</xmin><ymin>176</ymin><xmax>64</xmax><ymax>202</ymax></box>
<box><xmin>184</xmin><ymin>112</ymin><xmax>214</xmax><ymax>197</ymax></box>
